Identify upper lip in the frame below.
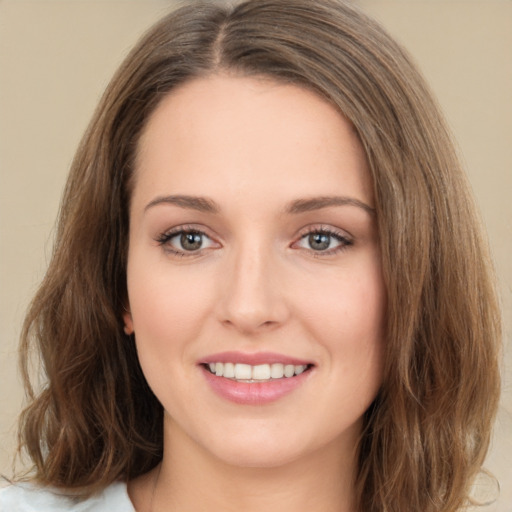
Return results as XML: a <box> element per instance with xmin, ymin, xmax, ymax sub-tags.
<box><xmin>200</xmin><ymin>351</ymin><xmax>313</xmax><ymax>366</ymax></box>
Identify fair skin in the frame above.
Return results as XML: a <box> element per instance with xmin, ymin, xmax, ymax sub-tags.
<box><xmin>125</xmin><ymin>74</ymin><xmax>385</xmax><ymax>512</ymax></box>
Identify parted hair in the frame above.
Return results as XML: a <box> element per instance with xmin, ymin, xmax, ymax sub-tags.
<box><xmin>18</xmin><ymin>1</ymin><xmax>501</xmax><ymax>510</ymax></box>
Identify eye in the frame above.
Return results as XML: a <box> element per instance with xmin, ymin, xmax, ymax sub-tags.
<box><xmin>156</xmin><ymin>228</ymin><xmax>217</xmax><ymax>255</ymax></box>
<box><xmin>294</xmin><ymin>228</ymin><xmax>352</xmax><ymax>254</ymax></box>
<box><xmin>177</xmin><ymin>231</ymin><xmax>205</xmax><ymax>251</ymax></box>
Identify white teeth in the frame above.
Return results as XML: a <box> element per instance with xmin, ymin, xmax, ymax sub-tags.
<box><xmin>234</xmin><ymin>363</ymin><xmax>252</xmax><ymax>380</ymax></box>
<box><xmin>270</xmin><ymin>363</ymin><xmax>284</xmax><ymax>379</ymax></box>
<box><xmin>295</xmin><ymin>365</ymin><xmax>306</xmax><ymax>375</ymax></box>
<box><xmin>252</xmin><ymin>364</ymin><xmax>271</xmax><ymax>380</ymax></box>
<box><xmin>223</xmin><ymin>362</ymin><xmax>235</xmax><ymax>378</ymax></box>
<box><xmin>284</xmin><ymin>364</ymin><xmax>295</xmax><ymax>378</ymax></box>
<box><xmin>207</xmin><ymin>362</ymin><xmax>309</xmax><ymax>380</ymax></box>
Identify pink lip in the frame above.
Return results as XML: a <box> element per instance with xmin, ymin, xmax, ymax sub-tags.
<box><xmin>200</xmin><ymin>351</ymin><xmax>312</xmax><ymax>366</ymax></box>
<box><xmin>199</xmin><ymin>352</ymin><xmax>314</xmax><ymax>405</ymax></box>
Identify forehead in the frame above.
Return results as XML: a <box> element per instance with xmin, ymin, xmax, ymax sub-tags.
<box><xmin>133</xmin><ymin>73</ymin><xmax>373</xmax><ymax>209</ymax></box>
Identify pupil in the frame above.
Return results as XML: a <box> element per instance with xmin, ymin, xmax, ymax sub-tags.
<box><xmin>181</xmin><ymin>232</ymin><xmax>202</xmax><ymax>251</ymax></box>
<box><xmin>309</xmin><ymin>233</ymin><xmax>330</xmax><ymax>251</ymax></box>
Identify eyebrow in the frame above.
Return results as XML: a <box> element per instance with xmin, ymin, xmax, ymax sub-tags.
<box><xmin>144</xmin><ymin>194</ymin><xmax>375</xmax><ymax>215</ymax></box>
<box><xmin>144</xmin><ymin>195</ymin><xmax>220</xmax><ymax>213</ymax></box>
<box><xmin>285</xmin><ymin>196</ymin><xmax>375</xmax><ymax>215</ymax></box>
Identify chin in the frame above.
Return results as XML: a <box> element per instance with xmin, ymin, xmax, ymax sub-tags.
<box><xmin>198</xmin><ymin>426</ymin><xmax>329</xmax><ymax>470</ymax></box>
<box><xmin>212</xmin><ymin>443</ymin><xmax>307</xmax><ymax>469</ymax></box>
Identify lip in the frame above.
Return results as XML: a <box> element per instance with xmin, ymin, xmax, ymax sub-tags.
<box><xmin>200</xmin><ymin>351</ymin><xmax>312</xmax><ymax>366</ymax></box>
<box><xmin>199</xmin><ymin>351</ymin><xmax>314</xmax><ymax>405</ymax></box>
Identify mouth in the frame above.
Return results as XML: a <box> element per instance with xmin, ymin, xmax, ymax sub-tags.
<box><xmin>202</xmin><ymin>362</ymin><xmax>314</xmax><ymax>382</ymax></box>
<box><xmin>199</xmin><ymin>352</ymin><xmax>315</xmax><ymax>404</ymax></box>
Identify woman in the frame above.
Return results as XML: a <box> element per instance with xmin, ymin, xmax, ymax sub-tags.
<box><xmin>1</xmin><ymin>0</ymin><xmax>501</xmax><ymax>511</ymax></box>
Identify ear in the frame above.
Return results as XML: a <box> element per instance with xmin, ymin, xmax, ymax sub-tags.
<box><xmin>123</xmin><ymin>307</ymin><xmax>134</xmax><ymax>335</ymax></box>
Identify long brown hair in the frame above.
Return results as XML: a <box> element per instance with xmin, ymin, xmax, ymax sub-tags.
<box><xmin>18</xmin><ymin>1</ymin><xmax>501</xmax><ymax>510</ymax></box>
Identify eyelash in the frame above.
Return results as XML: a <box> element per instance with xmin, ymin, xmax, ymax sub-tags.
<box><xmin>155</xmin><ymin>225</ymin><xmax>353</xmax><ymax>257</ymax></box>
<box><xmin>155</xmin><ymin>225</ymin><xmax>214</xmax><ymax>257</ymax></box>
<box><xmin>295</xmin><ymin>226</ymin><xmax>353</xmax><ymax>256</ymax></box>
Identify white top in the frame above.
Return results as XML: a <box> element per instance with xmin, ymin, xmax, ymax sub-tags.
<box><xmin>0</xmin><ymin>481</ymin><xmax>135</xmax><ymax>511</ymax></box>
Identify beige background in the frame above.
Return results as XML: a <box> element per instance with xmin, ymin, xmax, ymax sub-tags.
<box><xmin>0</xmin><ymin>0</ymin><xmax>510</xmax><ymax>509</ymax></box>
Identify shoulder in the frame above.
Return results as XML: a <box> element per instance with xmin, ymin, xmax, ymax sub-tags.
<box><xmin>0</xmin><ymin>481</ymin><xmax>135</xmax><ymax>512</ymax></box>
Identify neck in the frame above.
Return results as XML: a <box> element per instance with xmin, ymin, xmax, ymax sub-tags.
<box><xmin>134</xmin><ymin>417</ymin><xmax>359</xmax><ymax>512</ymax></box>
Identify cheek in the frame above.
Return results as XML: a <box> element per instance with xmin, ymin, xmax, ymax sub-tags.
<box><xmin>126</xmin><ymin>257</ymin><xmax>214</xmax><ymax>355</ymax></box>
<box><xmin>296</xmin><ymin>256</ymin><xmax>386</xmax><ymax>392</ymax></box>
<box><xmin>299</xmin><ymin>263</ymin><xmax>385</xmax><ymax>344</ymax></box>
<box><xmin>126</xmin><ymin>261</ymin><xmax>215</xmax><ymax>410</ymax></box>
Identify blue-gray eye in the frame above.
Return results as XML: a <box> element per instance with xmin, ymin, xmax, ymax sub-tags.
<box><xmin>180</xmin><ymin>232</ymin><xmax>203</xmax><ymax>251</ymax></box>
<box><xmin>308</xmin><ymin>232</ymin><xmax>331</xmax><ymax>251</ymax></box>
<box><xmin>157</xmin><ymin>230</ymin><xmax>216</xmax><ymax>253</ymax></box>
<box><xmin>296</xmin><ymin>230</ymin><xmax>351</xmax><ymax>252</ymax></box>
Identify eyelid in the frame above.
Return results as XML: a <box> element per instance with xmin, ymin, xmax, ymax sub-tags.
<box><xmin>292</xmin><ymin>225</ymin><xmax>353</xmax><ymax>255</ymax></box>
<box><xmin>155</xmin><ymin>224</ymin><xmax>221</xmax><ymax>256</ymax></box>
<box><xmin>155</xmin><ymin>223</ymin><xmax>353</xmax><ymax>258</ymax></box>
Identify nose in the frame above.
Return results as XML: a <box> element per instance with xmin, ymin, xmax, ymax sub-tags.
<box><xmin>217</xmin><ymin>242</ymin><xmax>290</xmax><ymax>335</ymax></box>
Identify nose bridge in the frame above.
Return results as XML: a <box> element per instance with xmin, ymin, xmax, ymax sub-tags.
<box><xmin>219</xmin><ymin>236</ymin><xmax>287</xmax><ymax>333</ymax></box>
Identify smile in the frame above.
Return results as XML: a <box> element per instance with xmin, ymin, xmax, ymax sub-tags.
<box><xmin>201</xmin><ymin>356</ymin><xmax>314</xmax><ymax>405</ymax></box>
<box><xmin>205</xmin><ymin>362</ymin><xmax>310</xmax><ymax>381</ymax></box>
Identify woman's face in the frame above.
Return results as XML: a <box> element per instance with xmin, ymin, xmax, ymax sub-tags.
<box><xmin>125</xmin><ymin>74</ymin><xmax>385</xmax><ymax>468</ymax></box>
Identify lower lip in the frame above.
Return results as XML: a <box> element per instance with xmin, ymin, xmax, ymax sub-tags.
<box><xmin>201</xmin><ymin>366</ymin><xmax>312</xmax><ymax>405</ymax></box>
